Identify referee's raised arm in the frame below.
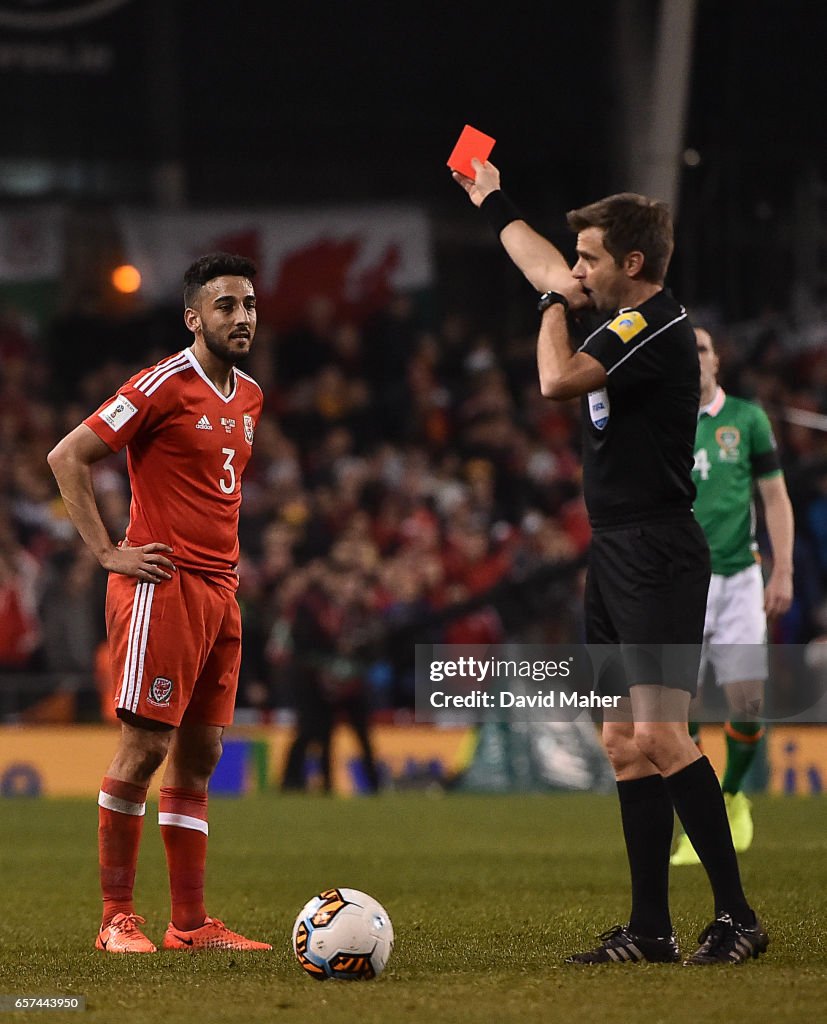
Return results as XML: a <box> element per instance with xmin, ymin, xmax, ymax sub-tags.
<box><xmin>452</xmin><ymin>158</ymin><xmax>586</xmax><ymax>304</ymax></box>
<box><xmin>452</xmin><ymin>158</ymin><xmax>603</xmax><ymax>400</ymax></box>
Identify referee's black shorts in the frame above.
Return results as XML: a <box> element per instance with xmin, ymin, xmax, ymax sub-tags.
<box><xmin>585</xmin><ymin>515</ymin><xmax>711</xmax><ymax>697</ymax></box>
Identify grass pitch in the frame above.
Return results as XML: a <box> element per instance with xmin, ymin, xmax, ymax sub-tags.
<box><xmin>0</xmin><ymin>792</ymin><xmax>824</xmax><ymax>1024</ymax></box>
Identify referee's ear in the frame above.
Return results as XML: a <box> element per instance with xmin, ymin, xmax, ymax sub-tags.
<box><xmin>623</xmin><ymin>250</ymin><xmax>645</xmax><ymax>278</ymax></box>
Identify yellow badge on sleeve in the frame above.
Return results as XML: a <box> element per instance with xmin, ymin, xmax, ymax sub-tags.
<box><xmin>607</xmin><ymin>310</ymin><xmax>648</xmax><ymax>343</ymax></box>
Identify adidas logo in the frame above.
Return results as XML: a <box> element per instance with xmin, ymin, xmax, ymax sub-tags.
<box><xmin>195</xmin><ymin>415</ymin><xmax>213</xmax><ymax>430</ymax></box>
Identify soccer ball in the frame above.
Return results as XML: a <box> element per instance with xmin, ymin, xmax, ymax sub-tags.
<box><xmin>291</xmin><ymin>887</ymin><xmax>394</xmax><ymax>980</ymax></box>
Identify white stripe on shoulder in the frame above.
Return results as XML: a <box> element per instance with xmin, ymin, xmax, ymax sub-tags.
<box><xmin>605</xmin><ymin>311</ymin><xmax>688</xmax><ymax>375</ymax></box>
<box><xmin>143</xmin><ymin>361</ymin><xmax>191</xmax><ymax>397</ymax></box>
<box><xmin>576</xmin><ymin>318</ymin><xmax>612</xmax><ymax>353</ymax></box>
<box><xmin>134</xmin><ymin>351</ymin><xmax>189</xmax><ymax>392</ymax></box>
<box><xmin>234</xmin><ymin>367</ymin><xmax>263</xmax><ymax>393</ymax></box>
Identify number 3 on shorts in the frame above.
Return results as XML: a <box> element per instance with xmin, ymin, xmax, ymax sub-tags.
<box><xmin>220</xmin><ymin>447</ymin><xmax>236</xmax><ymax>494</ymax></box>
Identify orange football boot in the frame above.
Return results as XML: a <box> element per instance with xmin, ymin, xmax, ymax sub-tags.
<box><xmin>95</xmin><ymin>913</ymin><xmax>157</xmax><ymax>953</ymax></box>
<box><xmin>162</xmin><ymin>917</ymin><xmax>272</xmax><ymax>951</ymax></box>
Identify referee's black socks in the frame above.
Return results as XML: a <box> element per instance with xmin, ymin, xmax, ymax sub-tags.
<box><xmin>617</xmin><ymin>773</ymin><xmax>674</xmax><ymax>938</ymax></box>
<box><xmin>664</xmin><ymin>756</ymin><xmax>755</xmax><ymax>927</ymax></box>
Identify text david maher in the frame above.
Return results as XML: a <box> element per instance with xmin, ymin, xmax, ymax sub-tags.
<box><xmin>429</xmin><ymin>690</ymin><xmax>621</xmax><ymax>709</ymax></box>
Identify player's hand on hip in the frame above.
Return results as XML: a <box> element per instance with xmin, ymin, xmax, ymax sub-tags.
<box><xmin>452</xmin><ymin>158</ymin><xmax>501</xmax><ymax>207</ymax></box>
<box><xmin>101</xmin><ymin>542</ymin><xmax>176</xmax><ymax>581</ymax></box>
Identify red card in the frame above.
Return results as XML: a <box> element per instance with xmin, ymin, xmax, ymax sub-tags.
<box><xmin>447</xmin><ymin>124</ymin><xmax>496</xmax><ymax>178</ymax></box>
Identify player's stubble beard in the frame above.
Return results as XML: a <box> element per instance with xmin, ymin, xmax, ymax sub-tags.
<box><xmin>202</xmin><ymin>325</ymin><xmax>253</xmax><ymax>366</ymax></box>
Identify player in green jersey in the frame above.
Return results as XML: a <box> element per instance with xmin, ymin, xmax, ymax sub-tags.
<box><xmin>671</xmin><ymin>327</ymin><xmax>794</xmax><ymax>865</ymax></box>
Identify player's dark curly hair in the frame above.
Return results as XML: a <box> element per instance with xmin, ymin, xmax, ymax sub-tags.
<box><xmin>567</xmin><ymin>193</ymin><xmax>674</xmax><ymax>284</ymax></box>
<box><xmin>183</xmin><ymin>252</ymin><xmax>257</xmax><ymax>308</ymax></box>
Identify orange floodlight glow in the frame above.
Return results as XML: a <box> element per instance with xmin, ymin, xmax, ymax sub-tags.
<box><xmin>112</xmin><ymin>264</ymin><xmax>142</xmax><ymax>294</ymax></box>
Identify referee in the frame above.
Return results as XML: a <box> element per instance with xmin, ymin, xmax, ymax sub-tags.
<box><xmin>453</xmin><ymin>159</ymin><xmax>768</xmax><ymax>966</ymax></box>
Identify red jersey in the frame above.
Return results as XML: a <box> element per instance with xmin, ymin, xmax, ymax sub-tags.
<box><xmin>85</xmin><ymin>347</ymin><xmax>262</xmax><ymax>586</ymax></box>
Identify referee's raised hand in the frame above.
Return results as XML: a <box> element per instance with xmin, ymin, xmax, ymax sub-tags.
<box><xmin>452</xmin><ymin>157</ymin><xmax>501</xmax><ymax>207</ymax></box>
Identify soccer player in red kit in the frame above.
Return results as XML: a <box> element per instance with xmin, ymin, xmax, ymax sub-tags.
<box><xmin>48</xmin><ymin>253</ymin><xmax>271</xmax><ymax>953</ymax></box>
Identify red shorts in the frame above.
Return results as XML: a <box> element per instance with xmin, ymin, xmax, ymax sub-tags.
<box><xmin>105</xmin><ymin>570</ymin><xmax>241</xmax><ymax>727</ymax></box>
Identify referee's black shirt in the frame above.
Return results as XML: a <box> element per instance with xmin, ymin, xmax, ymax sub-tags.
<box><xmin>575</xmin><ymin>289</ymin><xmax>698</xmax><ymax>528</ymax></box>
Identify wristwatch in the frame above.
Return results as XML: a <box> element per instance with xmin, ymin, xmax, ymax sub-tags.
<box><xmin>537</xmin><ymin>290</ymin><xmax>569</xmax><ymax>314</ymax></box>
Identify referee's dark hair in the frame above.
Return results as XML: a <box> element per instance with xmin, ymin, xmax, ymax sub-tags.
<box><xmin>183</xmin><ymin>252</ymin><xmax>257</xmax><ymax>309</ymax></box>
<box><xmin>567</xmin><ymin>194</ymin><xmax>674</xmax><ymax>285</ymax></box>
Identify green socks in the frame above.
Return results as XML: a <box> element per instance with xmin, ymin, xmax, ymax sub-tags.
<box><xmin>722</xmin><ymin>721</ymin><xmax>765</xmax><ymax>795</ymax></box>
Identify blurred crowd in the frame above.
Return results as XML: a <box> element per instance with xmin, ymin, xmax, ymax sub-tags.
<box><xmin>1</xmin><ymin>290</ymin><xmax>827</xmax><ymax>727</ymax></box>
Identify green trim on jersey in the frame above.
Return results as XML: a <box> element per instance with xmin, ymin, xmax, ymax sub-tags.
<box><xmin>693</xmin><ymin>392</ymin><xmax>780</xmax><ymax>576</ymax></box>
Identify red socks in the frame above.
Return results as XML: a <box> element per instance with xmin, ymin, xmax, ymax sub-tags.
<box><xmin>159</xmin><ymin>786</ymin><xmax>209</xmax><ymax>931</ymax></box>
<box><xmin>97</xmin><ymin>779</ymin><xmax>210</xmax><ymax>932</ymax></box>
<box><xmin>98</xmin><ymin>776</ymin><xmax>148</xmax><ymax>928</ymax></box>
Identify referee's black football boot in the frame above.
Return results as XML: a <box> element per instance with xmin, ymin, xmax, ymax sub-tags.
<box><xmin>683</xmin><ymin>913</ymin><xmax>769</xmax><ymax>965</ymax></box>
<box><xmin>565</xmin><ymin>924</ymin><xmax>680</xmax><ymax>965</ymax></box>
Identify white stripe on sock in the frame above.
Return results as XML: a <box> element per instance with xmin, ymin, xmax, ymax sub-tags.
<box><xmin>98</xmin><ymin>790</ymin><xmax>146</xmax><ymax>816</ymax></box>
<box><xmin>158</xmin><ymin>811</ymin><xmax>208</xmax><ymax>835</ymax></box>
